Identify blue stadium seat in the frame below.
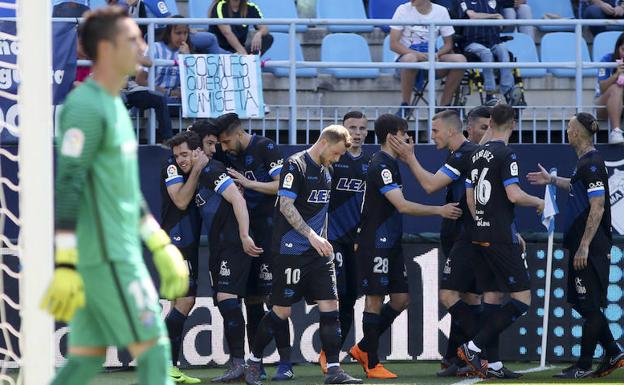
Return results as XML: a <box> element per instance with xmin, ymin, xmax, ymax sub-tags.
<box><xmin>188</xmin><ymin>0</ymin><xmax>210</xmax><ymax>29</ymax></box>
<box><xmin>367</xmin><ymin>0</ymin><xmax>404</xmax><ymax>32</ymax></box>
<box><xmin>592</xmin><ymin>31</ymin><xmax>623</xmax><ymax>62</ymax></box>
<box><xmin>527</xmin><ymin>0</ymin><xmax>575</xmax><ymax>32</ymax></box>
<box><xmin>501</xmin><ymin>32</ymin><xmax>547</xmax><ymax>78</ymax></box>
<box><xmin>321</xmin><ymin>33</ymin><xmax>379</xmax><ymax>78</ymax></box>
<box><xmin>252</xmin><ymin>0</ymin><xmax>307</xmax><ymax>33</ymax></box>
<box><xmin>0</xmin><ymin>0</ymin><xmax>14</xmax><ymax>16</ymax></box>
<box><xmin>317</xmin><ymin>0</ymin><xmax>373</xmax><ymax>33</ymax></box>
<box><xmin>540</xmin><ymin>32</ymin><xmax>593</xmax><ymax>77</ymax></box>
<box><xmin>261</xmin><ymin>33</ymin><xmax>317</xmax><ymax>78</ymax></box>
<box><xmin>89</xmin><ymin>0</ymin><xmax>108</xmax><ymax>9</ymax></box>
<box><xmin>164</xmin><ymin>0</ymin><xmax>179</xmax><ymax>15</ymax></box>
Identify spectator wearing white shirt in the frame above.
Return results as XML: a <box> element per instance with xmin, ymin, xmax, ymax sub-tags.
<box><xmin>390</xmin><ymin>0</ymin><xmax>466</xmax><ymax>113</ymax></box>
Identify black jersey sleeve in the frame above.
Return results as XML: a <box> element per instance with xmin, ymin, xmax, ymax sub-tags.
<box><xmin>163</xmin><ymin>162</ymin><xmax>184</xmax><ymax>187</ymax></box>
<box><xmin>371</xmin><ymin>162</ymin><xmax>400</xmax><ymax>195</ymax></box>
<box><xmin>501</xmin><ymin>151</ymin><xmax>520</xmax><ymax>187</ymax></box>
<box><xmin>261</xmin><ymin>140</ymin><xmax>284</xmax><ymax>178</ymax></box>
<box><xmin>199</xmin><ymin>162</ymin><xmax>235</xmax><ymax>196</ymax></box>
<box><xmin>440</xmin><ymin>151</ymin><xmax>467</xmax><ymax>181</ymax></box>
<box><xmin>277</xmin><ymin>159</ymin><xmax>304</xmax><ymax>200</ymax></box>
<box><xmin>579</xmin><ymin>161</ymin><xmax>607</xmax><ymax>199</ymax></box>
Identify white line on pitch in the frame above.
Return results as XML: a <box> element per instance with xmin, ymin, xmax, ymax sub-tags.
<box><xmin>449</xmin><ymin>364</ymin><xmax>556</xmax><ymax>385</ymax></box>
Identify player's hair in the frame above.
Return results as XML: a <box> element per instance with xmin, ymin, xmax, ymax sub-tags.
<box><xmin>374</xmin><ymin>114</ymin><xmax>407</xmax><ymax>144</ymax></box>
<box><xmin>466</xmin><ymin>105</ymin><xmax>491</xmax><ymax>125</ymax></box>
<box><xmin>613</xmin><ymin>32</ymin><xmax>624</xmax><ymax>60</ymax></box>
<box><xmin>432</xmin><ymin>110</ymin><xmax>462</xmax><ymax>132</ymax></box>
<box><xmin>319</xmin><ymin>125</ymin><xmax>352</xmax><ymax>148</ymax></box>
<box><xmin>342</xmin><ymin>110</ymin><xmax>367</xmax><ymax>123</ymax></box>
<box><xmin>216</xmin><ymin>112</ymin><xmax>242</xmax><ymax>135</ymax></box>
<box><xmin>79</xmin><ymin>6</ymin><xmax>129</xmax><ymax>61</ymax></box>
<box><xmin>166</xmin><ymin>130</ymin><xmax>202</xmax><ymax>150</ymax></box>
<box><xmin>490</xmin><ymin>104</ymin><xmax>515</xmax><ymax>131</ymax></box>
<box><xmin>160</xmin><ymin>15</ymin><xmax>194</xmax><ymax>51</ymax></box>
<box><xmin>189</xmin><ymin>119</ymin><xmax>219</xmax><ymax>140</ymax></box>
<box><xmin>574</xmin><ymin>112</ymin><xmax>599</xmax><ymax>136</ymax></box>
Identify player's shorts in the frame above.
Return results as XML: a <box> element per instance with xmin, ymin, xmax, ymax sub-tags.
<box><xmin>209</xmin><ymin>245</ymin><xmax>252</xmax><ymax>297</ymax></box>
<box><xmin>246</xmin><ymin>216</ymin><xmax>274</xmax><ymax>297</ymax></box>
<box><xmin>440</xmin><ymin>239</ymin><xmax>481</xmax><ymax>294</ymax></box>
<box><xmin>168</xmin><ymin>220</ymin><xmax>200</xmax><ymax>297</ymax></box>
<box><xmin>271</xmin><ymin>254</ymin><xmax>338</xmax><ymax>306</ymax></box>
<box><xmin>358</xmin><ymin>247</ymin><xmax>409</xmax><ymax>296</ymax></box>
<box><xmin>472</xmin><ymin>242</ymin><xmax>530</xmax><ymax>293</ymax></box>
<box><xmin>178</xmin><ymin>246</ymin><xmax>199</xmax><ymax>297</ymax></box>
<box><xmin>70</xmin><ymin>260</ymin><xmax>166</xmax><ymax>348</ymax></box>
<box><xmin>331</xmin><ymin>241</ymin><xmax>359</xmax><ymax>302</ymax></box>
<box><xmin>567</xmin><ymin>249</ymin><xmax>609</xmax><ymax>310</ymax></box>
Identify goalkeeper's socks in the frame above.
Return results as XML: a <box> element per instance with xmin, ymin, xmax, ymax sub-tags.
<box><xmin>165</xmin><ymin>307</ymin><xmax>187</xmax><ymax>365</ymax></box>
<box><xmin>359</xmin><ymin>312</ymin><xmax>381</xmax><ymax>369</ymax></box>
<box><xmin>245</xmin><ymin>302</ymin><xmax>266</xmax><ymax>351</ymax></box>
<box><xmin>137</xmin><ymin>336</ymin><xmax>171</xmax><ymax>385</ymax></box>
<box><xmin>218</xmin><ymin>298</ymin><xmax>246</xmax><ymax>360</ymax></box>
<box><xmin>377</xmin><ymin>303</ymin><xmax>402</xmax><ymax>336</ymax></box>
<box><xmin>473</xmin><ymin>299</ymin><xmax>528</xmax><ymax>349</ymax></box>
<box><xmin>251</xmin><ymin>310</ymin><xmax>288</xmax><ymax>359</ymax></box>
<box><xmin>51</xmin><ymin>354</ymin><xmax>104</xmax><ymax>385</ymax></box>
<box><xmin>448</xmin><ymin>300</ymin><xmax>479</xmax><ymax>339</ymax></box>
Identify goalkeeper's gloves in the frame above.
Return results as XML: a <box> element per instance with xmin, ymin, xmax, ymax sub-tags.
<box><xmin>141</xmin><ymin>216</ymin><xmax>189</xmax><ymax>299</ymax></box>
<box><xmin>40</xmin><ymin>233</ymin><xmax>86</xmax><ymax>322</ymax></box>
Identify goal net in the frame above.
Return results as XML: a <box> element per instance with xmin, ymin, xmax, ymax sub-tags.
<box><xmin>0</xmin><ymin>0</ymin><xmax>54</xmax><ymax>384</ymax></box>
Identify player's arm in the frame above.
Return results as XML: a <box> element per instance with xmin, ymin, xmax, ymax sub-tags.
<box><xmin>388</xmin><ymin>135</ymin><xmax>453</xmax><ymax>193</ymax></box>
<box><xmin>384</xmin><ymin>188</ymin><xmax>462</xmax><ymax>218</ymax></box>
<box><xmin>167</xmin><ymin>150</ymin><xmax>208</xmax><ymax>210</ymax></box>
<box><xmin>465</xmin><ymin>179</ymin><xmax>476</xmax><ymax>219</ymax></box>
<box><xmin>526</xmin><ymin>163</ymin><xmax>571</xmax><ymax>191</ymax></box>
<box><xmin>502</xmin><ymin>153</ymin><xmax>545</xmax><ymax>214</ymax></box>
<box><xmin>221</xmin><ymin>183</ymin><xmax>263</xmax><ymax>257</ymax></box>
<box><xmin>279</xmin><ymin>195</ymin><xmax>334</xmax><ymax>257</ymax></box>
<box><xmin>227</xmin><ymin>168</ymin><xmax>280</xmax><ymax>195</ymax></box>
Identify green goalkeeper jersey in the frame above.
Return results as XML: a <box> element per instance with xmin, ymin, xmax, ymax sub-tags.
<box><xmin>55</xmin><ymin>78</ymin><xmax>143</xmax><ymax>267</ymax></box>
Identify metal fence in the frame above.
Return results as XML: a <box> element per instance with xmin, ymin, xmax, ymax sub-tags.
<box><xmin>56</xmin><ymin>16</ymin><xmax>624</xmax><ymax>144</ymax></box>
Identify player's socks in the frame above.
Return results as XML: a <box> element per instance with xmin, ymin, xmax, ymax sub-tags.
<box><xmin>137</xmin><ymin>336</ymin><xmax>172</xmax><ymax>385</ymax></box>
<box><xmin>251</xmin><ymin>310</ymin><xmax>289</xmax><ymax>359</ymax></box>
<box><xmin>50</xmin><ymin>354</ymin><xmax>104</xmax><ymax>385</ymax></box>
<box><xmin>473</xmin><ymin>299</ymin><xmax>528</xmax><ymax>349</ymax></box>
<box><xmin>359</xmin><ymin>312</ymin><xmax>381</xmax><ymax>369</ymax></box>
<box><xmin>448</xmin><ymin>300</ymin><xmax>479</xmax><ymax>339</ymax></box>
<box><xmin>445</xmin><ymin>319</ymin><xmax>465</xmax><ymax>362</ymax></box>
<box><xmin>597</xmin><ymin>312</ymin><xmax>621</xmax><ymax>357</ymax></box>
<box><xmin>165</xmin><ymin>307</ymin><xmax>187</xmax><ymax>365</ymax></box>
<box><xmin>578</xmin><ymin>309</ymin><xmax>605</xmax><ymax>370</ymax></box>
<box><xmin>218</xmin><ymin>298</ymin><xmax>246</xmax><ymax>360</ymax></box>
<box><xmin>377</xmin><ymin>303</ymin><xmax>401</xmax><ymax>336</ymax></box>
<box><xmin>320</xmin><ymin>310</ymin><xmax>342</xmax><ymax>365</ymax></box>
<box><xmin>275</xmin><ymin>323</ymin><xmax>292</xmax><ymax>364</ymax></box>
<box><xmin>338</xmin><ymin>298</ymin><xmax>356</xmax><ymax>346</ymax></box>
<box><xmin>245</xmin><ymin>302</ymin><xmax>266</xmax><ymax>351</ymax></box>
<box><xmin>481</xmin><ymin>303</ymin><xmax>501</xmax><ymax>363</ymax></box>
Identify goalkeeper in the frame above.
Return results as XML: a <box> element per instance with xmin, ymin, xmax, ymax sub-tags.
<box><xmin>40</xmin><ymin>7</ymin><xmax>188</xmax><ymax>385</ymax></box>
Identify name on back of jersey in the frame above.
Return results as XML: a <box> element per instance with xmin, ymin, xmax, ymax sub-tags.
<box><xmin>472</xmin><ymin>148</ymin><xmax>494</xmax><ymax>163</ymax></box>
<box><xmin>336</xmin><ymin>178</ymin><xmax>365</xmax><ymax>192</ymax></box>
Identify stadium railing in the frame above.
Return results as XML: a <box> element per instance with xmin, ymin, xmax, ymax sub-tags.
<box><xmin>53</xmin><ymin>16</ymin><xmax>624</xmax><ymax>144</ymax></box>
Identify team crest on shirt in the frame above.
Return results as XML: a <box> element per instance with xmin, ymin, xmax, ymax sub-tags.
<box><xmin>283</xmin><ymin>173</ymin><xmax>294</xmax><ymax>188</ymax></box>
<box><xmin>157</xmin><ymin>1</ymin><xmax>168</xmax><ymax>14</ymax></box>
<box><xmin>488</xmin><ymin>0</ymin><xmax>497</xmax><ymax>9</ymax></box>
<box><xmin>60</xmin><ymin>128</ymin><xmax>85</xmax><ymax>158</ymax></box>
<box><xmin>167</xmin><ymin>165</ymin><xmax>178</xmax><ymax>178</ymax></box>
<box><xmin>381</xmin><ymin>169</ymin><xmax>393</xmax><ymax>184</ymax></box>
<box><xmin>510</xmin><ymin>162</ymin><xmax>519</xmax><ymax>176</ymax></box>
<box><xmin>599</xmin><ymin>68</ymin><xmax>607</xmax><ymax>77</ymax></box>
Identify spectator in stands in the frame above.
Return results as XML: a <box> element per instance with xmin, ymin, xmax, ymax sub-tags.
<box><xmin>52</xmin><ymin>0</ymin><xmax>89</xmax><ymax>17</ymax></box>
<box><xmin>390</xmin><ymin>0</ymin><xmax>466</xmax><ymax>114</ymax></box>
<box><xmin>209</xmin><ymin>0</ymin><xmax>274</xmax><ymax>55</ymax></box>
<box><xmin>500</xmin><ymin>0</ymin><xmax>535</xmax><ymax>40</ymax></box>
<box><xmin>457</xmin><ymin>0</ymin><xmax>515</xmax><ymax>104</ymax></box>
<box><xmin>595</xmin><ymin>32</ymin><xmax>624</xmax><ymax>144</ymax></box>
<box><xmin>583</xmin><ymin>0</ymin><xmax>624</xmax><ymax>36</ymax></box>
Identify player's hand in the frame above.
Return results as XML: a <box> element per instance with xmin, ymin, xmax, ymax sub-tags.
<box><xmin>142</xmin><ymin>217</ymin><xmax>189</xmax><ymax>299</ymax></box>
<box><xmin>600</xmin><ymin>2</ymin><xmax>616</xmax><ymax>16</ymax></box>
<box><xmin>227</xmin><ymin>167</ymin><xmax>252</xmax><ymax>188</ymax></box>
<box><xmin>251</xmin><ymin>33</ymin><xmax>262</xmax><ymax>53</ymax></box>
<box><xmin>573</xmin><ymin>245</ymin><xmax>589</xmax><ymax>271</ymax></box>
<box><xmin>308</xmin><ymin>232</ymin><xmax>333</xmax><ymax>257</ymax></box>
<box><xmin>242</xmin><ymin>234</ymin><xmax>264</xmax><ymax>257</ymax></box>
<box><xmin>40</xmin><ymin>236</ymin><xmax>86</xmax><ymax>322</ymax></box>
<box><xmin>439</xmin><ymin>202</ymin><xmax>462</xmax><ymax>219</ymax></box>
<box><xmin>192</xmin><ymin>149</ymin><xmax>209</xmax><ymax>171</ymax></box>
<box><xmin>526</xmin><ymin>163</ymin><xmax>550</xmax><ymax>186</ymax></box>
<box><xmin>388</xmin><ymin>134</ymin><xmax>416</xmax><ymax>163</ymax></box>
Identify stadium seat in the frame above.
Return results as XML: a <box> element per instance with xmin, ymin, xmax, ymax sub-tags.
<box><xmin>164</xmin><ymin>0</ymin><xmax>179</xmax><ymax>15</ymax></box>
<box><xmin>261</xmin><ymin>33</ymin><xmax>317</xmax><ymax>78</ymax></box>
<box><xmin>252</xmin><ymin>0</ymin><xmax>307</xmax><ymax>33</ymax></box>
<box><xmin>501</xmin><ymin>32</ymin><xmax>547</xmax><ymax>78</ymax></box>
<box><xmin>316</xmin><ymin>0</ymin><xmax>373</xmax><ymax>33</ymax></box>
<box><xmin>188</xmin><ymin>0</ymin><xmax>210</xmax><ymax>29</ymax></box>
<box><xmin>592</xmin><ymin>31</ymin><xmax>622</xmax><ymax>62</ymax></box>
<box><xmin>540</xmin><ymin>32</ymin><xmax>593</xmax><ymax>77</ymax></box>
<box><xmin>89</xmin><ymin>0</ymin><xmax>108</xmax><ymax>9</ymax></box>
<box><xmin>527</xmin><ymin>0</ymin><xmax>575</xmax><ymax>32</ymax></box>
<box><xmin>0</xmin><ymin>0</ymin><xmax>14</xmax><ymax>16</ymax></box>
<box><xmin>321</xmin><ymin>33</ymin><xmax>379</xmax><ymax>79</ymax></box>
<box><xmin>367</xmin><ymin>0</ymin><xmax>404</xmax><ymax>32</ymax></box>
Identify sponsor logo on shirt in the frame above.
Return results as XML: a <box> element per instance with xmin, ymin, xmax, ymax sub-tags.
<box><xmin>336</xmin><ymin>178</ymin><xmax>365</xmax><ymax>192</ymax></box>
<box><xmin>167</xmin><ymin>165</ymin><xmax>178</xmax><ymax>178</ymax></box>
<box><xmin>607</xmin><ymin>163</ymin><xmax>624</xmax><ymax>234</ymax></box>
<box><xmin>510</xmin><ymin>161</ymin><xmax>519</xmax><ymax>177</ymax></box>
<box><xmin>157</xmin><ymin>1</ymin><xmax>168</xmax><ymax>14</ymax></box>
<box><xmin>283</xmin><ymin>173</ymin><xmax>294</xmax><ymax>189</ymax></box>
<box><xmin>308</xmin><ymin>189</ymin><xmax>330</xmax><ymax>203</ymax></box>
<box><xmin>381</xmin><ymin>169</ymin><xmax>393</xmax><ymax>184</ymax></box>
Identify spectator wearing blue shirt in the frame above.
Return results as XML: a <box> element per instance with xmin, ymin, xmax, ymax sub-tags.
<box><xmin>458</xmin><ymin>0</ymin><xmax>514</xmax><ymax>103</ymax></box>
<box><xmin>583</xmin><ymin>0</ymin><xmax>624</xmax><ymax>36</ymax></box>
<box><xmin>595</xmin><ymin>32</ymin><xmax>624</xmax><ymax>144</ymax></box>
<box><xmin>52</xmin><ymin>0</ymin><xmax>89</xmax><ymax>17</ymax></box>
